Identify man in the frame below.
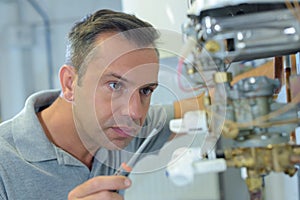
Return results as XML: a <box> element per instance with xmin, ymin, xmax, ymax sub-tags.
<box><xmin>0</xmin><ymin>9</ymin><xmax>201</xmax><ymax>200</ymax></box>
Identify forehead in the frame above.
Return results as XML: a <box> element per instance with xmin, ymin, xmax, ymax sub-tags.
<box><xmin>92</xmin><ymin>32</ymin><xmax>157</xmax><ymax>63</ymax></box>
<box><xmin>82</xmin><ymin>32</ymin><xmax>159</xmax><ymax>84</ymax></box>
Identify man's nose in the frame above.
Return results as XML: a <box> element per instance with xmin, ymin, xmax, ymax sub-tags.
<box><xmin>127</xmin><ymin>90</ymin><xmax>144</xmax><ymax>120</ymax></box>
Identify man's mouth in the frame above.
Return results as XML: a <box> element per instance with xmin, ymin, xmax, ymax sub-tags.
<box><xmin>111</xmin><ymin>127</ymin><xmax>137</xmax><ymax>138</ymax></box>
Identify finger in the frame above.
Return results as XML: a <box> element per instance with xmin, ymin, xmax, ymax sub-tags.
<box><xmin>68</xmin><ymin>176</ymin><xmax>131</xmax><ymax>199</ymax></box>
<box><xmin>75</xmin><ymin>190</ymin><xmax>123</xmax><ymax>200</ymax></box>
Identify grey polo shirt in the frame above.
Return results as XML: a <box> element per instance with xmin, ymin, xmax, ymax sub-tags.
<box><xmin>0</xmin><ymin>90</ymin><xmax>172</xmax><ymax>200</ymax></box>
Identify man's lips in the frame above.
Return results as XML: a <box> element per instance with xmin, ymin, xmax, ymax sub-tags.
<box><xmin>111</xmin><ymin>127</ymin><xmax>136</xmax><ymax>138</ymax></box>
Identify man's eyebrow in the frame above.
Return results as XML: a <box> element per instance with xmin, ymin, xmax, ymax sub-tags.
<box><xmin>103</xmin><ymin>72</ymin><xmax>159</xmax><ymax>86</ymax></box>
<box><xmin>103</xmin><ymin>72</ymin><xmax>129</xmax><ymax>82</ymax></box>
<box><xmin>143</xmin><ymin>82</ymin><xmax>159</xmax><ymax>88</ymax></box>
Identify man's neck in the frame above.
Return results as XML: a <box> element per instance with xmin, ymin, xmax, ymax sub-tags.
<box><xmin>37</xmin><ymin>97</ymin><xmax>95</xmax><ymax>169</ymax></box>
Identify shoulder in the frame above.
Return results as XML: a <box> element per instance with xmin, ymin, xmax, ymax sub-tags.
<box><xmin>0</xmin><ymin>120</ymin><xmax>21</xmax><ymax>168</ymax></box>
<box><xmin>0</xmin><ymin>120</ymin><xmax>15</xmax><ymax>148</ymax></box>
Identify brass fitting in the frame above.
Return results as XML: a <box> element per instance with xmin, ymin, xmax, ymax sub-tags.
<box><xmin>224</xmin><ymin>144</ymin><xmax>298</xmax><ymax>175</ymax></box>
<box><xmin>203</xmin><ymin>96</ymin><xmax>211</xmax><ymax>106</ymax></box>
<box><xmin>222</xmin><ymin>120</ymin><xmax>239</xmax><ymax>139</ymax></box>
<box><xmin>245</xmin><ymin>176</ymin><xmax>263</xmax><ymax>192</ymax></box>
<box><xmin>222</xmin><ymin>144</ymin><xmax>300</xmax><ymax>195</ymax></box>
<box><xmin>187</xmin><ymin>68</ymin><xmax>195</xmax><ymax>75</ymax></box>
<box><xmin>204</xmin><ymin>40</ymin><xmax>221</xmax><ymax>53</ymax></box>
<box><xmin>222</xmin><ymin>144</ymin><xmax>300</xmax><ymax>197</ymax></box>
<box><xmin>213</xmin><ymin>72</ymin><xmax>233</xmax><ymax>83</ymax></box>
<box><xmin>224</xmin><ymin>148</ymin><xmax>255</xmax><ymax>168</ymax></box>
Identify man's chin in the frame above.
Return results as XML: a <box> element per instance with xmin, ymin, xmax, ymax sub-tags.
<box><xmin>105</xmin><ymin>140</ymin><xmax>132</xmax><ymax>151</ymax></box>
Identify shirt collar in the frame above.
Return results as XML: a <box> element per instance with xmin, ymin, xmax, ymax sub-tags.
<box><xmin>12</xmin><ymin>90</ymin><xmax>82</xmax><ymax>165</ymax></box>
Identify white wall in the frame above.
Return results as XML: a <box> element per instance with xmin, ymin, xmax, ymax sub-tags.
<box><xmin>122</xmin><ymin>0</ymin><xmax>188</xmax><ymax>33</ymax></box>
<box><xmin>0</xmin><ymin>0</ymin><xmax>122</xmax><ymax>120</ymax></box>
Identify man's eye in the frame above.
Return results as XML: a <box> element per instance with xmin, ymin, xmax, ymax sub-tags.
<box><xmin>108</xmin><ymin>82</ymin><xmax>122</xmax><ymax>91</ymax></box>
<box><xmin>140</xmin><ymin>87</ymin><xmax>153</xmax><ymax>96</ymax></box>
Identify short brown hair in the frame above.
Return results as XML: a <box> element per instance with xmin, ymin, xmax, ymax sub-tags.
<box><xmin>65</xmin><ymin>9</ymin><xmax>160</xmax><ymax>81</ymax></box>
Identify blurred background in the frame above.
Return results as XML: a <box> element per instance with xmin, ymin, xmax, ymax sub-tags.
<box><xmin>0</xmin><ymin>0</ymin><xmax>120</xmax><ymax>120</ymax></box>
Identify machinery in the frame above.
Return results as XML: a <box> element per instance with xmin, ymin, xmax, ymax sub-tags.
<box><xmin>167</xmin><ymin>1</ymin><xmax>300</xmax><ymax>199</ymax></box>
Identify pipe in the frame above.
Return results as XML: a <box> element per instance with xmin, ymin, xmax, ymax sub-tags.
<box><xmin>296</xmin><ymin>52</ymin><xmax>300</xmax><ymax>75</ymax></box>
<box><xmin>27</xmin><ymin>0</ymin><xmax>54</xmax><ymax>89</ymax></box>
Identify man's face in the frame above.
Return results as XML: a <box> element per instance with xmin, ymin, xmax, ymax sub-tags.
<box><xmin>72</xmin><ymin>32</ymin><xmax>159</xmax><ymax>151</ymax></box>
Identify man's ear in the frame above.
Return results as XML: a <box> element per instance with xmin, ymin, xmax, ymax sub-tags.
<box><xmin>59</xmin><ymin>65</ymin><xmax>76</xmax><ymax>102</ymax></box>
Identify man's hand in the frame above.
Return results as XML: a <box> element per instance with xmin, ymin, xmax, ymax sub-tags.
<box><xmin>68</xmin><ymin>176</ymin><xmax>131</xmax><ymax>200</ymax></box>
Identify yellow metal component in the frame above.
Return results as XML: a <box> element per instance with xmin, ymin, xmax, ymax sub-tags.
<box><xmin>204</xmin><ymin>40</ymin><xmax>221</xmax><ymax>53</ymax></box>
<box><xmin>245</xmin><ymin>176</ymin><xmax>263</xmax><ymax>192</ymax></box>
<box><xmin>203</xmin><ymin>96</ymin><xmax>211</xmax><ymax>106</ymax></box>
<box><xmin>246</xmin><ymin>170</ymin><xmax>263</xmax><ymax>193</ymax></box>
<box><xmin>293</xmin><ymin>145</ymin><xmax>300</xmax><ymax>155</ymax></box>
<box><xmin>213</xmin><ymin>72</ymin><xmax>233</xmax><ymax>83</ymax></box>
<box><xmin>224</xmin><ymin>144</ymin><xmax>298</xmax><ymax>175</ymax></box>
<box><xmin>187</xmin><ymin>68</ymin><xmax>195</xmax><ymax>75</ymax></box>
<box><xmin>223</xmin><ymin>144</ymin><xmax>300</xmax><ymax>194</ymax></box>
<box><xmin>222</xmin><ymin>120</ymin><xmax>239</xmax><ymax>139</ymax></box>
